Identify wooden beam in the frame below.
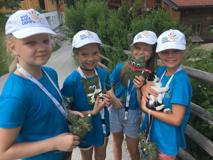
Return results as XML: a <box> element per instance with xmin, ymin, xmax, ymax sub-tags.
<box><xmin>190</xmin><ymin>102</ymin><xmax>213</xmax><ymax>125</ymax></box>
<box><xmin>183</xmin><ymin>66</ymin><xmax>213</xmax><ymax>85</ymax></box>
<box><xmin>186</xmin><ymin>125</ymin><xmax>213</xmax><ymax>157</ymax></box>
<box><xmin>178</xmin><ymin>148</ymin><xmax>196</xmax><ymax>160</ymax></box>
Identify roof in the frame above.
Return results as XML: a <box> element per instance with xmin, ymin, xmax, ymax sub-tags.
<box><xmin>163</xmin><ymin>0</ymin><xmax>213</xmax><ymax>9</ymax></box>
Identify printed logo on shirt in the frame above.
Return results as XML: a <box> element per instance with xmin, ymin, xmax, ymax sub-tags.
<box><xmin>165</xmin><ymin>90</ymin><xmax>170</xmax><ymax>99</ymax></box>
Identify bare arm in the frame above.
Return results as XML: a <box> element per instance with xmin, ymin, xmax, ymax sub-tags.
<box><xmin>107</xmin><ymin>88</ymin><xmax>122</xmax><ymax>108</ymax></box>
<box><xmin>133</xmin><ymin>75</ymin><xmax>145</xmax><ymax>105</ymax></box>
<box><xmin>141</xmin><ymin>97</ymin><xmax>186</xmax><ymax>126</ymax></box>
<box><xmin>0</xmin><ymin>127</ymin><xmax>80</xmax><ymax>160</ymax></box>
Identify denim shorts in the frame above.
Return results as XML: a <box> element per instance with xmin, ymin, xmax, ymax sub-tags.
<box><xmin>109</xmin><ymin>106</ymin><xmax>142</xmax><ymax>139</ymax></box>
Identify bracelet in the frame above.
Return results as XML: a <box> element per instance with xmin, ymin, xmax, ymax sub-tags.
<box><xmin>148</xmin><ymin>109</ymin><xmax>152</xmax><ymax>115</ymax></box>
<box><xmin>87</xmin><ymin>110</ymin><xmax>92</xmax><ymax>117</ymax></box>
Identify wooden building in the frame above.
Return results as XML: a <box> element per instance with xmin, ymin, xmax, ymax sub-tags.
<box><xmin>107</xmin><ymin>0</ymin><xmax>160</xmax><ymax>10</ymax></box>
<box><xmin>162</xmin><ymin>0</ymin><xmax>213</xmax><ymax>42</ymax></box>
<box><xmin>0</xmin><ymin>0</ymin><xmax>66</xmax><ymax>29</ymax></box>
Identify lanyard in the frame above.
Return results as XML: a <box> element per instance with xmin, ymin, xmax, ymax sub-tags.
<box><xmin>124</xmin><ymin>80</ymin><xmax>135</xmax><ymax>120</ymax></box>
<box><xmin>160</xmin><ymin>65</ymin><xmax>182</xmax><ymax>98</ymax></box>
<box><xmin>77</xmin><ymin>67</ymin><xmax>106</xmax><ymax>134</ymax></box>
<box><xmin>16</xmin><ymin>64</ymin><xmax>67</xmax><ymax>118</ymax></box>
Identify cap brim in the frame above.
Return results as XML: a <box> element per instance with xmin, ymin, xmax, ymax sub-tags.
<box><xmin>132</xmin><ymin>39</ymin><xmax>156</xmax><ymax>46</ymax></box>
<box><xmin>73</xmin><ymin>40</ymin><xmax>102</xmax><ymax>49</ymax></box>
<box><xmin>12</xmin><ymin>27</ymin><xmax>56</xmax><ymax>39</ymax></box>
<box><xmin>156</xmin><ymin>42</ymin><xmax>186</xmax><ymax>52</ymax></box>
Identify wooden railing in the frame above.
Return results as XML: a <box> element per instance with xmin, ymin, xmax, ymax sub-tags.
<box><xmin>100</xmin><ymin>45</ymin><xmax>213</xmax><ymax>160</ymax></box>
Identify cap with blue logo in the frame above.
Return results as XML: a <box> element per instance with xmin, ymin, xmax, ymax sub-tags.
<box><xmin>72</xmin><ymin>30</ymin><xmax>102</xmax><ymax>51</ymax></box>
<box><xmin>156</xmin><ymin>29</ymin><xmax>186</xmax><ymax>53</ymax></box>
<box><xmin>5</xmin><ymin>9</ymin><xmax>56</xmax><ymax>39</ymax></box>
<box><xmin>132</xmin><ymin>30</ymin><xmax>157</xmax><ymax>46</ymax></box>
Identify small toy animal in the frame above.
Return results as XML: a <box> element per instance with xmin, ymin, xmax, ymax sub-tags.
<box><xmin>146</xmin><ymin>75</ymin><xmax>170</xmax><ymax>112</ymax></box>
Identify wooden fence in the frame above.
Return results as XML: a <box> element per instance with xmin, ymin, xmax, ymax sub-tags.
<box><xmin>99</xmin><ymin>45</ymin><xmax>213</xmax><ymax>160</ymax></box>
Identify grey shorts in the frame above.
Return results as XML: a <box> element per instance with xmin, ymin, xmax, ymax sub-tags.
<box><xmin>109</xmin><ymin>106</ymin><xmax>142</xmax><ymax>139</ymax></box>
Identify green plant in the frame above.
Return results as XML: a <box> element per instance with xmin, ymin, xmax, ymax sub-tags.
<box><xmin>184</xmin><ymin>48</ymin><xmax>213</xmax><ymax>159</ymax></box>
<box><xmin>0</xmin><ymin>13</ymin><xmax>11</xmax><ymax>76</ymax></box>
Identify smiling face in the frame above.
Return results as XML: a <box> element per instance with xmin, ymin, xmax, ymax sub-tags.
<box><xmin>158</xmin><ymin>49</ymin><xmax>184</xmax><ymax>74</ymax></box>
<box><xmin>131</xmin><ymin>42</ymin><xmax>153</xmax><ymax>60</ymax></box>
<box><xmin>8</xmin><ymin>34</ymin><xmax>52</xmax><ymax>70</ymax></box>
<box><xmin>74</xmin><ymin>43</ymin><xmax>100</xmax><ymax>72</ymax></box>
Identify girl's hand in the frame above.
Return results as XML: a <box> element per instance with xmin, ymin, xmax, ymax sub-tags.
<box><xmin>91</xmin><ymin>95</ymin><xmax>106</xmax><ymax>115</ymax></box>
<box><xmin>107</xmin><ymin>89</ymin><xmax>122</xmax><ymax>108</ymax></box>
<box><xmin>111</xmin><ymin>97</ymin><xmax>123</xmax><ymax>109</ymax></box>
<box><xmin>141</xmin><ymin>82</ymin><xmax>158</xmax><ymax>102</ymax></box>
<box><xmin>68</xmin><ymin>110</ymin><xmax>84</xmax><ymax>118</ymax></box>
<box><xmin>133</xmin><ymin>75</ymin><xmax>145</xmax><ymax>90</ymax></box>
<box><xmin>140</xmin><ymin>96</ymin><xmax>149</xmax><ymax>113</ymax></box>
<box><xmin>102</xmin><ymin>93</ymin><xmax>111</xmax><ymax>106</ymax></box>
<box><xmin>53</xmin><ymin>133</ymin><xmax>80</xmax><ymax>151</ymax></box>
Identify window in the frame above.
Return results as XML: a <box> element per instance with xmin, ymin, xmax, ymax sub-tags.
<box><xmin>39</xmin><ymin>0</ymin><xmax>45</xmax><ymax>10</ymax></box>
<box><xmin>192</xmin><ymin>23</ymin><xmax>201</xmax><ymax>35</ymax></box>
<box><xmin>209</xmin><ymin>24</ymin><xmax>213</xmax><ymax>34</ymax></box>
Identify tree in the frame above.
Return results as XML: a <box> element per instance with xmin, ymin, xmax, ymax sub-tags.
<box><xmin>0</xmin><ymin>0</ymin><xmax>20</xmax><ymax>9</ymax></box>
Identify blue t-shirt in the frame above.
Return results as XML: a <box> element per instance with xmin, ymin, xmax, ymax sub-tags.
<box><xmin>141</xmin><ymin>66</ymin><xmax>192</xmax><ymax>155</ymax></box>
<box><xmin>0</xmin><ymin>67</ymin><xmax>68</xmax><ymax>160</ymax></box>
<box><xmin>110</xmin><ymin>63</ymin><xmax>140</xmax><ymax>110</ymax></box>
<box><xmin>61</xmin><ymin>67</ymin><xmax>110</xmax><ymax>147</ymax></box>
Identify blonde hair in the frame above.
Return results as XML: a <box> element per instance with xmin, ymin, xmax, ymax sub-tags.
<box><xmin>6</xmin><ymin>35</ymin><xmax>18</xmax><ymax>72</ymax></box>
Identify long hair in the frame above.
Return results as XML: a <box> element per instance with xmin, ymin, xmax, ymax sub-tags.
<box><xmin>6</xmin><ymin>35</ymin><xmax>18</xmax><ymax>72</ymax></box>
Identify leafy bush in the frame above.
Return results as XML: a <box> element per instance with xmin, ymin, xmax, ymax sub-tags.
<box><xmin>0</xmin><ymin>13</ymin><xmax>10</xmax><ymax>76</ymax></box>
<box><xmin>130</xmin><ymin>9</ymin><xmax>191</xmax><ymax>37</ymax></box>
<box><xmin>184</xmin><ymin>48</ymin><xmax>213</xmax><ymax>159</ymax></box>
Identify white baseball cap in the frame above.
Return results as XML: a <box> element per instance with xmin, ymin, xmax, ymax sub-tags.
<box><xmin>156</xmin><ymin>29</ymin><xmax>186</xmax><ymax>53</ymax></box>
<box><xmin>132</xmin><ymin>30</ymin><xmax>157</xmax><ymax>45</ymax></box>
<box><xmin>72</xmin><ymin>30</ymin><xmax>102</xmax><ymax>50</ymax></box>
<box><xmin>5</xmin><ymin>9</ymin><xmax>56</xmax><ymax>39</ymax></box>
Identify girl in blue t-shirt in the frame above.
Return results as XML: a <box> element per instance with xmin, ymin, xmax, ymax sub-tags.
<box><xmin>141</xmin><ymin>29</ymin><xmax>192</xmax><ymax>160</ymax></box>
<box><xmin>61</xmin><ymin>30</ymin><xmax>111</xmax><ymax>160</ymax></box>
<box><xmin>0</xmin><ymin>9</ymin><xmax>81</xmax><ymax>160</ymax></box>
<box><xmin>108</xmin><ymin>31</ymin><xmax>157</xmax><ymax>160</ymax></box>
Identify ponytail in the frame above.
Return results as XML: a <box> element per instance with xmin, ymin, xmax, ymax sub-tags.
<box><xmin>9</xmin><ymin>56</ymin><xmax>18</xmax><ymax>72</ymax></box>
<box><xmin>6</xmin><ymin>35</ymin><xmax>18</xmax><ymax>72</ymax></box>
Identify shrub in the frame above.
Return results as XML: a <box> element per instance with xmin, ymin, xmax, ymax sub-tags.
<box><xmin>0</xmin><ymin>13</ymin><xmax>10</xmax><ymax>76</ymax></box>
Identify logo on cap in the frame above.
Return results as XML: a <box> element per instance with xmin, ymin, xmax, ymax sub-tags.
<box><xmin>21</xmin><ymin>10</ymin><xmax>42</xmax><ymax>25</ymax></box>
<box><xmin>136</xmin><ymin>31</ymin><xmax>150</xmax><ymax>40</ymax></box>
<box><xmin>162</xmin><ymin>32</ymin><xmax>178</xmax><ymax>44</ymax></box>
<box><xmin>80</xmin><ymin>31</ymin><xmax>94</xmax><ymax>40</ymax></box>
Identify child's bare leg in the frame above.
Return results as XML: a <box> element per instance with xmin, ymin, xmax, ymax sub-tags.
<box><xmin>126</xmin><ymin>136</ymin><xmax>140</xmax><ymax>160</ymax></box>
<box><xmin>80</xmin><ymin>147</ymin><xmax>93</xmax><ymax>160</ymax></box>
<box><xmin>94</xmin><ymin>137</ymin><xmax>108</xmax><ymax>160</ymax></box>
<box><xmin>112</xmin><ymin>132</ymin><xmax>124</xmax><ymax>160</ymax></box>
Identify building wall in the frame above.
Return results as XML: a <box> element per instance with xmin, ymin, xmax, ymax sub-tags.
<box><xmin>19</xmin><ymin>0</ymin><xmax>40</xmax><ymax>10</ymax></box>
<box><xmin>44</xmin><ymin>0</ymin><xmax>57</xmax><ymax>11</ymax></box>
<box><xmin>146</xmin><ymin>0</ymin><xmax>156</xmax><ymax>9</ymax></box>
<box><xmin>162</xmin><ymin>2</ymin><xmax>181</xmax><ymax>21</ymax></box>
<box><xmin>0</xmin><ymin>0</ymin><xmax>58</xmax><ymax>13</ymax></box>
<box><xmin>181</xmin><ymin>8</ymin><xmax>213</xmax><ymax>41</ymax></box>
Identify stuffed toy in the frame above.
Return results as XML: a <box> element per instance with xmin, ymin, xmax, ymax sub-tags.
<box><xmin>121</xmin><ymin>55</ymin><xmax>154</xmax><ymax>85</ymax></box>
